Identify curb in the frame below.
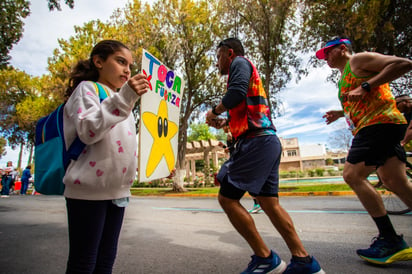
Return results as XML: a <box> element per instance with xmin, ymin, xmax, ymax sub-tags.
<box><xmin>279</xmin><ymin>191</ymin><xmax>356</xmax><ymax>197</ymax></box>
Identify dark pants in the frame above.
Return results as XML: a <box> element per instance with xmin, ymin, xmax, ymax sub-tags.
<box><xmin>1</xmin><ymin>175</ymin><xmax>12</xmax><ymax>195</ymax></box>
<box><xmin>65</xmin><ymin>198</ymin><xmax>125</xmax><ymax>274</ymax></box>
<box><xmin>21</xmin><ymin>178</ymin><xmax>29</xmax><ymax>195</ymax></box>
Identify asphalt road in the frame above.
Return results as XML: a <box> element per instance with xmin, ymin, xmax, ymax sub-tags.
<box><xmin>0</xmin><ymin>195</ymin><xmax>411</xmax><ymax>273</ymax></box>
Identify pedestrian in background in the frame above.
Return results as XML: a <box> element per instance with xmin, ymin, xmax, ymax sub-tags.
<box><xmin>1</xmin><ymin>161</ymin><xmax>15</xmax><ymax>197</ymax></box>
<box><xmin>20</xmin><ymin>165</ymin><xmax>32</xmax><ymax>195</ymax></box>
<box><xmin>395</xmin><ymin>94</ymin><xmax>412</xmax><ymax>125</ymax></box>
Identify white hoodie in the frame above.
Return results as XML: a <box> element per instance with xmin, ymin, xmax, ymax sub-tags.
<box><xmin>63</xmin><ymin>81</ymin><xmax>139</xmax><ymax>200</ymax></box>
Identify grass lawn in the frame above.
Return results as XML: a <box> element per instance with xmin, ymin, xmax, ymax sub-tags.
<box><xmin>130</xmin><ymin>183</ymin><xmax>353</xmax><ymax>196</ymax></box>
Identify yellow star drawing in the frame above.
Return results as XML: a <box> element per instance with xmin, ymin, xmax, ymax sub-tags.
<box><xmin>142</xmin><ymin>100</ymin><xmax>178</xmax><ymax>178</ymax></box>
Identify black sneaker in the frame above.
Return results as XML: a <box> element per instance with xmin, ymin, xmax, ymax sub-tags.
<box><xmin>357</xmin><ymin>235</ymin><xmax>412</xmax><ymax>264</ymax></box>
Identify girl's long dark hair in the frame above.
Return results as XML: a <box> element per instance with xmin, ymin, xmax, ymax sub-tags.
<box><xmin>65</xmin><ymin>40</ymin><xmax>129</xmax><ymax>97</ymax></box>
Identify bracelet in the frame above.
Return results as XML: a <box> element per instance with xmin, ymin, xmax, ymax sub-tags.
<box><xmin>212</xmin><ymin>105</ymin><xmax>220</xmax><ymax>116</ymax></box>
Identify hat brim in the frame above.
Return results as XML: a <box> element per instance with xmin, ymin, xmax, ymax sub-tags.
<box><xmin>316</xmin><ymin>45</ymin><xmax>335</xmax><ymax>59</ymax></box>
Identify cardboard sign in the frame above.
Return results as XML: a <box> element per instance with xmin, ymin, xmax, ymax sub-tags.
<box><xmin>138</xmin><ymin>50</ymin><xmax>184</xmax><ymax>182</ymax></box>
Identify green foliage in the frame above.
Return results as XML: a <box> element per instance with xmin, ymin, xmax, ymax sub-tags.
<box><xmin>0</xmin><ymin>67</ymin><xmax>58</xmax><ymax>148</ymax></box>
<box><xmin>0</xmin><ymin>0</ymin><xmax>30</xmax><ymax>68</ymax></box>
<box><xmin>141</xmin><ymin>0</ymin><xmax>226</xmax><ymax>169</ymax></box>
<box><xmin>299</xmin><ymin>0</ymin><xmax>411</xmax><ymax>93</ymax></box>
<box><xmin>0</xmin><ymin>67</ymin><xmax>40</xmax><ymax>147</ymax></box>
<box><xmin>315</xmin><ymin>168</ymin><xmax>324</xmax><ymax>176</ymax></box>
<box><xmin>47</xmin><ymin>0</ymin><xmax>74</xmax><ymax>11</ymax></box>
<box><xmin>327</xmin><ymin>170</ymin><xmax>339</xmax><ymax>176</ymax></box>
<box><xmin>221</xmin><ymin>0</ymin><xmax>303</xmax><ymax>115</ymax></box>
<box><xmin>300</xmin><ymin>0</ymin><xmax>411</xmax><ymax>56</ymax></box>
<box><xmin>132</xmin><ymin>178</ymin><xmax>174</xmax><ymax>188</ymax></box>
<box><xmin>4</xmin><ymin>0</ymin><xmax>408</xmax><ymax>177</ymax></box>
<box><xmin>48</xmin><ymin>0</ymin><xmax>227</xmax><ymax>173</ymax></box>
<box><xmin>187</xmin><ymin>123</ymin><xmax>216</xmax><ymax>142</ymax></box>
<box><xmin>280</xmin><ymin>169</ymin><xmax>331</xmax><ymax>178</ymax></box>
<box><xmin>0</xmin><ymin>137</ymin><xmax>7</xmax><ymax>159</ymax></box>
<box><xmin>48</xmin><ymin>20</ymin><xmax>120</xmax><ymax>100</ymax></box>
<box><xmin>307</xmin><ymin>169</ymin><xmax>316</xmax><ymax>177</ymax></box>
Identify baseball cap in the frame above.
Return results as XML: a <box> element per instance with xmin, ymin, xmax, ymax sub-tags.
<box><xmin>316</xmin><ymin>38</ymin><xmax>352</xmax><ymax>59</ymax></box>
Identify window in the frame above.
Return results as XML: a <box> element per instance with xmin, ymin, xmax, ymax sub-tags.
<box><xmin>287</xmin><ymin>150</ymin><xmax>297</xmax><ymax>157</ymax></box>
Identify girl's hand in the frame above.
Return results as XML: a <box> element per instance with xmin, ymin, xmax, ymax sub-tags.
<box><xmin>128</xmin><ymin>73</ymin><xmax>149</xmax><ymax>96</ymax></box>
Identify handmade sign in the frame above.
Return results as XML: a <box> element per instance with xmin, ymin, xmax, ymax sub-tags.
<box><xmin>138</xmin><ymin>50</ymin><xmax>184</xmax><ymax>182</ymax></box>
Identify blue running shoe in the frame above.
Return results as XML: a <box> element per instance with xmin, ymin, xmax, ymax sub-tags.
<box><xmin>283</xmin><ymin>256</ymin><xmax>325</xmax><ymax>274</ymax></box>
<box><xmin>241</xmin><ymin>250</ymin><xmax>286</xmax><ymax>274</ymax></box>
<box><xmin>357</xmin><ymin>235</ymin><xmax>412</xmax><ymax>265</ymax></box>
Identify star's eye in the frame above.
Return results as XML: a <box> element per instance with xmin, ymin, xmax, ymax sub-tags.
<box><xmin>164</xmin><ymin>118</ymin><xmax>168</xmax><ymax>137</ymax></box>
<box><xmin>157</xmin><ymin>117</ymin><xmax>162</xmax><ymax>138</ymax></box>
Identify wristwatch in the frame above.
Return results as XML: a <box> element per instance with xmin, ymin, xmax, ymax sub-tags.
<box><xmin>361</xmin><ymin>82</ymin><xmax>371</xmax><ymax>92</ymax></box>
<box><xmin>212</xmin><ymin>105</ymin><xmax>220</xmax><ymax>115</ymax></box>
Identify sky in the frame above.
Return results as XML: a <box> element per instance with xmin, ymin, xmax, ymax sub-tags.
<box><xmin>2</xmin><ymin>0</ymin><xmax>348</xmax><ymax>167</ymax></box>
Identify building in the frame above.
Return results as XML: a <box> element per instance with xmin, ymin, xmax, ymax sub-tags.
<box><xmin>279</xmin><ymin>137</ymin><xmax>346</xmax><ymax>171</ymax></box>
<box><xmin>183</xmin><ymin>137</ymin><xmax>346</xmax><ymax>182</ymax></box>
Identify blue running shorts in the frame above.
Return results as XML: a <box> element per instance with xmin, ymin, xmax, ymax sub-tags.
<box><xmin>217</xmin><ymin>134</ymin><xmax>281</xmax><ymax>200</ymax></box>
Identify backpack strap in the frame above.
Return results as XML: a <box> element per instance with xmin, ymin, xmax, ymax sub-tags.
<box><xmin>64</xmin><ymin>82</ymin><xmax>109</xmax><ymax>168</ymax></box>
<box><xmin>41</xmin><ymin>104</ymin><xmax>65</xmax><ymax>144</ymax></box>
<box><xmin>93</xmin><ymin>82</ymin><xmax>109</xmax><ymax>102</ymax></box>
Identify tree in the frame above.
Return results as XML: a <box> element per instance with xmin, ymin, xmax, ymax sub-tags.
<box><xmin>140</xmin><ymin>0</ymin><xmax>226</xmax><ymax>190</ymax></box>
<box><xmin>187</xmin><ymin>123</ymin><xmax>216</xmax><ymax>142</ymax></box>
<box><xmin>48</xmin><ymin>20</ymin><xmax>121</xmax><ymax>102</ymax></box>
<box><xmin>0</xmin><ymin>137</ymin><xmax>6</xmax><ymax>159</ymax></box>
<box><xmin>0</xmin><ymin>0</ymin><xmax>30</xmax><ymax>68</ymax></box>
<box><xmin>299</xmin><ymin>0</ymin><xmax>412</xmax><ymax>94</ymax></box>
<box><xmin>327</xmin><ymin>128</ymin><xmax>353</xmax><ymax>152</ymax></box>
<box><xmin>0</xmin><ymin>67</ymin><xmax>43</xmax><ymax>167</ymax></box>
<box><xmin>47</xmin><ymin>0</ymin><xmax>74</xmax><ymax>10</ymax></box>
<box><xmin>46</xmin><ymin>0</ymin><xmax>224</xmax><ymax>190</ymax></box>
<box><xmin>221</xmin><ymin>0</ymin><xmax>303</xmax><ymax>115</ymax></box>
<box><xmin>0</xmin><ymin>0</ymin><xmax>75</xmax><ymax>68</ymax></box>
<box><xmin>0</xmin><ymin>68</ymin><xmax>35</xmax><ymax>145</ymax></box>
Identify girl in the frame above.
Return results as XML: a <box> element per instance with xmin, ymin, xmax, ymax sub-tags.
<box><xmin>63</xmin><ymin>40</ymin><xmax>149</xmax><ymax>273</ymax></box>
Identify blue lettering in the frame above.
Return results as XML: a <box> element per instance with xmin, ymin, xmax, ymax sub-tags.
<box><xmin>166</xmin><ymin>71</ymin><xmax>174</xmax><ymax>89</ymax></box>
<box><xmin>145</xmin><ymin>52</ymin><xmax>161</xmax><ymax>75</ymax></box>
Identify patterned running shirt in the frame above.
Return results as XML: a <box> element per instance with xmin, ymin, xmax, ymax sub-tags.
<box><xmin>338</xmin><ymin>60</ymin><xmax>406</xmax><ymax>135</ymax></box>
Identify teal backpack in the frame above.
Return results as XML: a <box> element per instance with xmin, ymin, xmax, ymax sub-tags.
<box><xmin>34</xmin><ymin>82</ymin><xmax>109</xmax><ymax>195</ymax></box>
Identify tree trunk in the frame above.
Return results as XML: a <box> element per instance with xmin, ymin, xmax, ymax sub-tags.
<box><xmin>17</xmin><ymin>143</ymin><xmax>23</xmax><ymax>169</ymax></box>
<box><xmin>172</xmin><ymin>111</ymin><xmax>190</xmax><ymax>192</ymax></box>
<box><xmin>172</xmin><ymin>168</ymin><xmax>186</xmax><ymax>192</ymax></box>
<box><xmin>27</xmin><ymin>144</ymin><xmax>33</xmax><ymax>165</ymax></box>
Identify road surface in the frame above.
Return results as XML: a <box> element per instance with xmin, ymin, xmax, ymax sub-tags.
<box><xmin>0</xmin><ymin>195</ymin><xmax>411</xmax><ymax>273</ymax></box>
